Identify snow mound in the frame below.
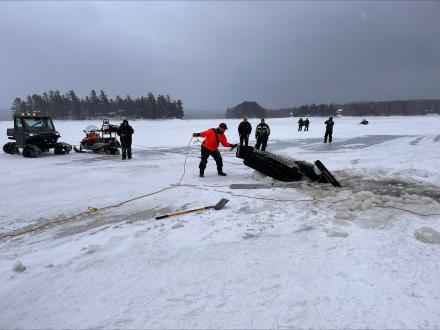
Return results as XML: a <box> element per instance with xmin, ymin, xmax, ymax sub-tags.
<box><xmin>13</xmin><ymin>260</ymin><xmax>26</xmax><ymax>273</ymax></box>
<box><xmin>252</xmin><ymin>171</ymin><xmax>275</xmax><ymax>183</ymax></box>
<box><xmin>415</xmin><ymin>227</ymin><xmax>440</xmax><ymax>244</ymax></box>
<box><xmin>83</xmin><ymin>244</ymin><xmax>103</xmax><ymax>254</ymax></box>
<box><xmin>324</xmin><ymin>227</ymin><xmax>348</xmax><ymax>237</ymax></box>
<box><xmin>171</xmin><ymin>222</ymin><xmax>184</xmax><ymax>229</ymax></box>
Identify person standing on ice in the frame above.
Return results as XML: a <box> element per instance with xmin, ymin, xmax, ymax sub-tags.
<box><xmin>238</xmin><ymin>116</ymin><xmax>252</xmax><ymax>147</ymax></box>
<box><xmin>255</xmin><ymin>118</ymin><xmax>270</xmax><ymax>151</ymax></box>
<box><xmin>298</xmin><ymin>118</ymin><xmax>304</xmax><ymax>131</ymax></box>
<box><xmin>193</xmin><ymin>123</ymin><xmax>238</xmax><ymax>177</ymax></box>
<box><xmin>117</xmin><ymin>119</ymin><xmax>134</xmax><ymax>160</ymax></box>
<box><xmin>323</xmin><ymin>117</ymin><xmax>334</xmax><ymax>143</ymax></box>
<box><xmin>304</xmin><ymin>118</ymin><xmax>310</xmax><ymax>131</ymax></box>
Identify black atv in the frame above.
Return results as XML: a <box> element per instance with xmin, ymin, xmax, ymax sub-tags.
<box><xmin>3</xmin><ymin>114</ymin><xmax>72</xmax><ymax>158</ymax></box>
<box><xmin>74</xmin><ymin>119</ymin><xmax>121</xmax><ymax>155</ymax></box>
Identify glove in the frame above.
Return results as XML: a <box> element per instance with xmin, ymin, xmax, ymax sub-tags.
<box><xmin>230</xmin><ymin>144</ymin><xmax>238</xmax><ymax>149</ymax></box>
<box><xmin>192</xmin><ymin>133</ymin><xmax>200</xmax><ymax>137</ymax></box>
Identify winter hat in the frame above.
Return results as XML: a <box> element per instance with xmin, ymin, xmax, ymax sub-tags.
<box><xmin>219</xmin><ymin>122</ymin><xmax>228</xmax><ymax>130</ymax></box>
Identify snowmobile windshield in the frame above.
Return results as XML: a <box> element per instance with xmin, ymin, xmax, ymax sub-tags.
<box><xmin>22</xmin><ymin>117</ymin><xmax>55</xmax><ymax>130</ymax></box>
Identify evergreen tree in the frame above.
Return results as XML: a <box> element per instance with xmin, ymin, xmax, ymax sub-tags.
<box><xmin>67</xmin><ymin>90</ymin><xmax>82</xmax><ymax>119</ymax></box>
<box><xmin>89</xmin><ymin>89</ymin><xmax>100</xmax><ymax>117</ymax></box>
<box><xmin>176</xmin><ymin>99</ymin><xmax>184</xmax><ymax>118</ymax></box>
<box><xmin>147</xmin><ymin>93</ymin><xmax>157</xmax><ymax>118</ymax></box>
<box><xmin>157</xmin><ymin>94</ymin><xmax>167</xmax><ymax>119</ymax></box>
<box><xmin>99</xmin><ymin>90</ymin><xmax>110</xmax><ymax>116</ymax></box>
<box><xmin>11</xmin><ymin>97</ymin><xmax>25</xmax><ymax>115</ymax></box>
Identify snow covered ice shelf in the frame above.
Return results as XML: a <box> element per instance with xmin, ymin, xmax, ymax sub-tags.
<box><xmin>0</xmin><ymin>116</ymin><xmax>440</xmax><ymax>328</ymax></box>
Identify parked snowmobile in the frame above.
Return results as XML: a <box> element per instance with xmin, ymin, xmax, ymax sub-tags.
<box><xmin>236</xmin><ymin>146</ymin><xmax>341</xmax><ymax>187</ymax></box>
<box><xmin>3</xmin><ymin>113</ymin><xmax>72</xmax><ymax>158</ymax></box>
<box><xmin>74</xmin><ymin>119</ymin><xmax>121</xmax><ymax>154</ymax></box>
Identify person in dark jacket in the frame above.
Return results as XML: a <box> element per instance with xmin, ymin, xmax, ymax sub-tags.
<box><xmin>324</xmin><ymin>117</ymin><xmax>334</xmax><ymax>143</ymax></box>
<box><xmin>304</xmin><ymin>118</ymin><xmax>310</xmax><ymax>131</ymax></box>
<box><xmin>238</xmin><ymin>116</ymin><xmax>252</xmax><ymax>147</ymax></box>
<box><xmin>298</xmin><ymin>118</ymin><xmax>304</xmax><ymax>131</ymax></box>
<box><xmin>193</xmin><ymin>123</ymin><xmax>238</xmax><ymax>177</ymax></box>
<box><xmin>255</xmin><ymin>119</ymin><xmax>270</xmax><ymax>151</ymax></box>
<box><xmin>117</xmin><ymin>119</ymin><xmax>134</xmax><ymax>159</ymax></box>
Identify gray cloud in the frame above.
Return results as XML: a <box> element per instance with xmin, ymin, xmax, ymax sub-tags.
<box><xmin>0</xmin><ymin>1</ymin><xmax>439</xmax><ymax>111</ymax></box>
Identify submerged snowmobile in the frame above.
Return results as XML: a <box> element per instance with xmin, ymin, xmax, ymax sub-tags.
<box><xmin>236</xmin><ymin>146</ymin><xmax>341</xmax><ymax>187</ymax></box>
<box><xmin>74</xmin><ymin>119</ymin><xmax>121</xmax><ymax>154</ymax></box>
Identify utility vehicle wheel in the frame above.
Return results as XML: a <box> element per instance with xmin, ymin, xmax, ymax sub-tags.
<box><xmin>3</xmin><ymin>142</ymin><xmax>19</xmax><ymax>154</ymax></box>
<box><xmin>54</xmin><ymin>143</ymin><xmax>72</xmax><ymax>154</ymax></box>
<box><xmin>63</xmin><ymin>143</ymin><xmax>72</xmax><ymax>154</ymax></box>
<box><xmin>54</xmin><ymin>146</ymin><xmax>64</xmax><ymax>154</ymax></box>
<box><xmin>23</xmin><ymin>144</ymin><xmax>40</xmax><ymax>158</ymax></box>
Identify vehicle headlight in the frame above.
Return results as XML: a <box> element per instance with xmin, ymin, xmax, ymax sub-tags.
<box><xmin>55</xmin><ymin>131</ymin><xmax>60</xmax><ymax>136</ymax></box>
<box><xmin>28</xmin><ymin>133</ymin><xmax>35</xmax><ymax>137</ymax></box>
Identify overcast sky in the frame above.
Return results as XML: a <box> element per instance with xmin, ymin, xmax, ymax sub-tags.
<box><xmin>1</xmin><ymin>1</ymin><xmax>439</xmax><ymax>111</ymax></box>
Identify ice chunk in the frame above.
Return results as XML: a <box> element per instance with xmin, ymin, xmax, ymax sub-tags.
<box><xmin>171</xmin><ymin>222</ymin><xmax>184</xmax><ymax>229</ymax></box>
<box><xmin>85</xmin><ymin>244</ymin><xmax>103</xmax><ymax>254</ymax></box>
<box><xmin>13</xmin><ymin>260</ymin><xmax>26</xmax><ymax>273</ymax></box>
<box><xmin>335</xmin><ymin>211</ymin><xmax>352</xmax><ymax>220</ymax></box>
<box><xmin>415</xmin><ymin>227</ymin><xmax>440</xmax><ymax>244</ymax></box>
<box><xmin>324</xmin><ymin>227</ymin><xmax>348</xmax><ymax>237</ymax></box>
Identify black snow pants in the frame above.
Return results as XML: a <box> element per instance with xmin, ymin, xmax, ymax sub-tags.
<box><xmin>324</xmin><ymin>130</ymin><xmax>333</xmax><ymax>143</ymax></box>
<box><xmin>120</xmin><ymin>136</ymin><xmax>132</xmax><ymax>159</ymax></box>
<box><xmin>199</xmin><ymin>146</ymin><xmax>223</xmax><ymax>173</ymax></box>
<box><xmin>239</xmin><ymin>134</ymin><xmax>250</xmax><ymax>147</ymax></box>
<box><xmin>122</xmin><ymin>147</ymin><xmax>132</xmax><ymax>159</ymax></box>
<box><xmin>255</xmin><ymin>136</ymin><xmax>268</xmax><ymax>151</ymax></box>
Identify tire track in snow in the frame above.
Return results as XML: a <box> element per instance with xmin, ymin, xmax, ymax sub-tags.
<box><xmin>410</xmin><ymin>136</ymin><xmax>425</xmax><ymax>145</ymax></box>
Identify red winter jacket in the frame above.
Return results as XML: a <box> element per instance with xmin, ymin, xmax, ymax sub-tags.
<box><xmin>199</xmin><ymin>128</ymin><xmax>232</xmax><ymax>152</ymax></box>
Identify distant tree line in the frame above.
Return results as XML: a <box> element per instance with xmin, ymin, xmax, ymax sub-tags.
<box><xmin>11</xmin><ymin>90</ymin><xmax>184</xmax><ymax>119</ymax></box>
<box><xmin>269</xmin><ymin>104</ymin><xmax>339</xmax><ymax>118</ymax></box>
<box><xmin>226</xmin><ymin>99</ymin><xmax>440</xmax><ymax>118</ymax></box>
<box><xmin>338</xmin><ymin>100</ymin><xmax>440</xmax><ymax>116</ymax></box>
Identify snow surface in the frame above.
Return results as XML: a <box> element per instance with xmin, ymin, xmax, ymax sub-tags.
<box><xmin>1</xmin><ymin>116</ymin><xmax>440</xmax><ymax>328</ymax></box>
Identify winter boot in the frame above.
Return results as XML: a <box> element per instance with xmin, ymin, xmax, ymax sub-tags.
<box><xmin>199</xmin><ymin>169</ymin><xmax>204</xmax><ymax>177</ymax></box>
<box><xmin>218</xmin><ymin>171</ymin><xmax>227</xmax><ymax>176</ymax></box>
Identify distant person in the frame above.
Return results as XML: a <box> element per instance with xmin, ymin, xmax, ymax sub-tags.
<box><xmin>323</xmin><ymin>117</ymin><xmax>334</xmax><ymax>143</ymax></box>
<box><xmin>304</xmin><ymin>118</ymin><xmax>310</xmax><ymax>131</ymax></box>
<box><xmin>117</xmin><ymin>119</ymin><xmax>134</xmax><ymax>160</ymax></box>
<box><xmin>298</xmin><ymin>118</ymin><xmax>304</xmax><ymax>131</ymax></box>
<box><xmin>193</xmin><ymin>123</ymin><xmax>238</xmax><ymax>177</ymax></box>
<box><xmin>255</xmin><ymin>118</ymin><xmax>271</xmax><ymax>151</ymax></box>
<box><xmin>238</xmin><ymin>116</ymin><xmax>252</xmax><ymax>147</ymax></box>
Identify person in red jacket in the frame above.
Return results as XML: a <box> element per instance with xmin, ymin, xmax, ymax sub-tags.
<box><xmin>193</xmin><ymin>123</ymin><xmax>237</xmax><ymax>177</ymax></box>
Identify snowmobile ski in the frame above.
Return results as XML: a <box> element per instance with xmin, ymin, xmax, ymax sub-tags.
<box><xmin>73</xmin><ymin>146</ymin><xmax>86</xmax><ymax>153</ymax></box>
<box><xmin>314</xmin><ymin>160</ymin><xmax>341</xmax><ymax>187</ymax></box>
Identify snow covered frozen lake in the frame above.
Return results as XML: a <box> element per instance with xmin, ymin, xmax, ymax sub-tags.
<box><xmin>1</xmin><ymin>116</ymin><xmax>440</xmax><ymax>328</ymax></box>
